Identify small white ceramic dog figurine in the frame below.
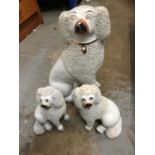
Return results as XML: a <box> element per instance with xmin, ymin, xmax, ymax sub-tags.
<box><xmin>49</xmin><ymin>5</ymin><xmax>111</xmax><ymax>101</ymax></box>
<box><xmin>73</xmin><ymin>84</ymin><xmax>122</xmax><ymax>139</ymax></box>
<box><xmin>34</xmin><ymin>86</ymin><xmax>70</xmax><ymax>135</ymax></box>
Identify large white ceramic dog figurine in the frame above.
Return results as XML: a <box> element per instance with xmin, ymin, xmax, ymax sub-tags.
<box><xmin>73</xmin><ymin>84</ymin><xmax>122</xmax><ymax>139</ymax></box>
<box><xmin>49</xmin><ymin>5</ymin><xmax>111</xmax><ymax>101</ymax></box>
<box><xmin>34</xmin><ymin>86</ymin><xmax>70</xmax><ymax>135</ymax></box>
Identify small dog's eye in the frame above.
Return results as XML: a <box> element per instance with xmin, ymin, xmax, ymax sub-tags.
<box><xmin>82</xmin><ymin>98</ymin><xmax>86</xmax><ymax>101</ymax></box>
<box><xmin>89</xmin><ymin>97</ymin><xmax>93</xmax><ymax>100</ymax></box>
<box><xmin>45</xmin><ymin>99</ymin><xmax>49</xmax><ymax>102</ymax></box>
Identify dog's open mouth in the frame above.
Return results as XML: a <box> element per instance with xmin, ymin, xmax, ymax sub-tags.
<box><xmin>75</xmin><ymin>20</ymin><xmax>88</xmax><ymax>35</ymax></box>
<box><xmin>41</xmin><ymin>105</ymin><xmax>51</xmax><ymax>110</ymax></box>
<box><xmin>83</xmin><ymin>103</ymin><xmax>92</xmax><ymax>109</ymax></box>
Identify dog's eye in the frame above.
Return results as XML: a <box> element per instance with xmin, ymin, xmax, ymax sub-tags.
<box><xmin>89</xmin><ymin>97</ymin><xmax>93</xmax><ymax>100</ymax></box>
<box><xmin>70</xmin><ymin>14</ymin><xmax>77</xmax><ymax>21</ymax></box>
<box><xmin>86</xmin><ymin>13</ymin><xmax>94</xmax><ymax>20</ymax></box>
<box><xmin>81</xmin><ymin>98</ymin><xmax>86</xmax><ymax>102</ymax></box>
<box><xmin>45</xmin><ymin>99</ymin><xmax>49</xmax><ymax>102</ymax></box>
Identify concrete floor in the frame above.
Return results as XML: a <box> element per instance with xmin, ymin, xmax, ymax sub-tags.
<box><xmin>19</xmin><ymin>0</ymin><xmax>134</xmax><ymax>155</ymax></box>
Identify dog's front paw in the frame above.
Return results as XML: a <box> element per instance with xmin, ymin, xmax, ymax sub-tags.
<box><xmin>34</xmin><ymin>121</ymin><xmax>45</xmax><ymax>135</ymax></box>
<box><xmin>57</xmin><ymin>124</ymin><xmax>64</xmax><ymax>131</ymax></box>
<box><xmin>85</xmin><ymin>125</ymin><xmax>92</xmax><ymax>131</ymax></box>
<box><xmin>96</xmin><ymin>125</ymin><xmax>106</xmax><ymax>134</ymax></box>
<box><xmin>95</xmin><ymin>81</ymin><xmax>101</xmax><ymax>87</ymax></box>
<box><xmin>44</xmin><ymin>122</ymin><xmax>52</xmax><ymax>132</ymax></box>
<box><xmin>64</xmin><ymin>114</ymin><xmax>71</xmax><ymax>121</ymax></box>
<box><xmin>65</xmin><ymin>94</ymin><xmax>73</xmax><ymax>102</ymax></box>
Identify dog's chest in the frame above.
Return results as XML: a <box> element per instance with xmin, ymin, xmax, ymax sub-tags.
<box><xmin>45</xmin><ymin>108</ymin><xmax>64</xmax><ymax>121</ymax></box>
<box><xmin>80</xmin><ymin>106</ymin><xmax>102</xmax><ymax>120</ymax></box>
<box><xmin>61</xmin><ymin>41</ymin><xmax>104</xmax><ymax>82</ymax></box>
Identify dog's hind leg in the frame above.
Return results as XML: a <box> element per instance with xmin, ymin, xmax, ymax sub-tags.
<box><xmin>95</xmin><ymin>81</ymin><xmax>101</xmax><ymax>87</ymax></box>
<box><xmin>50</xmin><ymin>80</ymin><xmax>73</xmax><ymax>98</ymax></box>
<box><xmin>65</xmin><ymin>82</ymin><xmax>81</xmax><ymax>102</ymax></box>
<box><xmin>34</xmin><ymin>120</ymin><xmax>45</xmax><ymax>135</ymax></box>
<box><xmin>105</xmin><ymin>117</ymin><xmax>122</xmax><ymax>139</ymax></box>
<box><xmin>49</xmin><ymin>59</ymin><xmax>74</xmax><ymax>97</ymax></box>
<box><xmin>44</xmin><ymin>122</ymin><xmax>52</xmax><ymax>132</ymax></box>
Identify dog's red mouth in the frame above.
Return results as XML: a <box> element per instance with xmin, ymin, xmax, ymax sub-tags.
<box><xmin>74</xmin><ymin>19</ymin><xmax>89</xmax><ymax>35</ymax></box>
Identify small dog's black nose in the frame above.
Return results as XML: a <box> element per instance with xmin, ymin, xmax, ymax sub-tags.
<box><xmin>75</xmin><ymin>21</ymin><xmax>88</xmax><ymax>34</ymax></box>
<box><xmin>41</xmin><ymin>105</ymin><xmax>49</xmax><ymax>110</ymax></box>
<box><xmin>41</xmin><ymin>105</ymin><xmax>47</xmax><ymax>108</ymax></box>
<box><xmin>83</xmin><ymin>103</ymin><xmax>92</xmax><ymax>109</ymax></box>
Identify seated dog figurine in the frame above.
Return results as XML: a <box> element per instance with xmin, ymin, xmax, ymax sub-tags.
<box><xmin>34</xmin><ymin>86</ymin><xmax>70</xmax><ymax>135</ymax></box>
<box><xmin>73</xmin><ymin>84</ymin><xmax>122</xmax><ymax>139</ymax></box>
<box><xmin>49</xmin><ymin>5</ymin><xmax>111</xmax><ymax>102</ymax></box>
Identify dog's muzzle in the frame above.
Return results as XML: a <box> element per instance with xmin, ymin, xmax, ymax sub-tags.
<box><xmin>83</xmin><ymin>103</ymin><xmax>92</xmax><ymax>109</ymax></box>
<box><xmin>75</xmin><ymin>19</ymin><xmax>88</xmax><ymax>34</ymax></box>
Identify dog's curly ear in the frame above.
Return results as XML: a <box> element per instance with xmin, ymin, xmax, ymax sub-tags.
<box><xmin>52</xmin><ymin>93</ymin><xmax>65</xmax><ymax>109</ymax></box>
<box><xmin>36</xmin><ymin>88</ymin><xmax>43</xmax><ymax>102</ymax></box>
<box><xmin>95</xmin><ymin>6</ymin><xmax>111</xmax><ymax>42</ymax></box>
<box><xmin>36</xmin><ymin>88</ymin><xmax>43</xmax><ymax>95</ymax></box>
<box><xmin>72</xmin><ymin>87</ymin><xmax>82</xmax><ymax>109</ymax></box>
<box><xmin>72</xmin><ymin>87</ymin><xmax>80</xmax><ymax>102</ymax></box>
<box><xmin>92</xmin><ymin>85</ymin><xmax>102</xmax><ymax>104</ymax></box>
<box><xmin>58</xmin><ymin>11</ymin><xmax>71</xmax><ymax>44</ymax></box>
<box><xmin>36</xmin><ymin>87</ymin><xmax>49</xmax><ymax>98</ymax></box>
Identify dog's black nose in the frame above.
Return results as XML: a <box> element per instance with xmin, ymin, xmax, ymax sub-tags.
<box><xmin>41</xmin><ymin>105</ymin><xmax>50</xmax><ymax>110</ymax></box>
<box><xmin>83</xmin><ymin>103</ymin><xmax>92</xmax><ymax>109</ymax></box>
<box><xmin>75</xmin><ymin>21</ymin><xmax>88</xmax><ymax>34</ymax></box>
<box><xmin>41</xmin><ymin>105</ymin><xmax>47</xmax><ymax>108</ymax></box>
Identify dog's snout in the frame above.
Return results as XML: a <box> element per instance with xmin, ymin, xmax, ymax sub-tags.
<box><xmin>75</xmin><ymin>19</ymin><xmax>88</xmax><ymax>34</ymax></box>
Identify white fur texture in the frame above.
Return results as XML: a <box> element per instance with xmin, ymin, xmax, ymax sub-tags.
<box><xmin>34</xmin><ymin>86</ymin><xmax>70</xmax><ymax>135</ymax></box>
<box><xmin>49</xmin><ymin>5</ymin><xmax>111</xmax><ymax>100</ymax></box>
<box><xmin>73</xmin><ymin>84</ymin><xmax>122</xmax><ymax>139</ymax></box>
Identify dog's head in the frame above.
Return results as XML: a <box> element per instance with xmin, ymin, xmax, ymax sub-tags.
<box><xmin>36</xmin><ymin>86</ymin><xmax>64</xmax><ymax>109</ymax></box>
<box><xmin>73</xmin><ymin>84</ymin><xmax>102</xmax><ymax>110</ymax></box>
<box><xmin>59</xmin><ymin>5</ymin><xmax>111</xmax><ymax>44</ymax></box>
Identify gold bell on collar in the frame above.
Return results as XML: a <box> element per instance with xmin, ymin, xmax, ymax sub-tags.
<box><xmin>81</xmin><ymin>45</ymin><xmax>87</xmax><ymax>54</ymax></box>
